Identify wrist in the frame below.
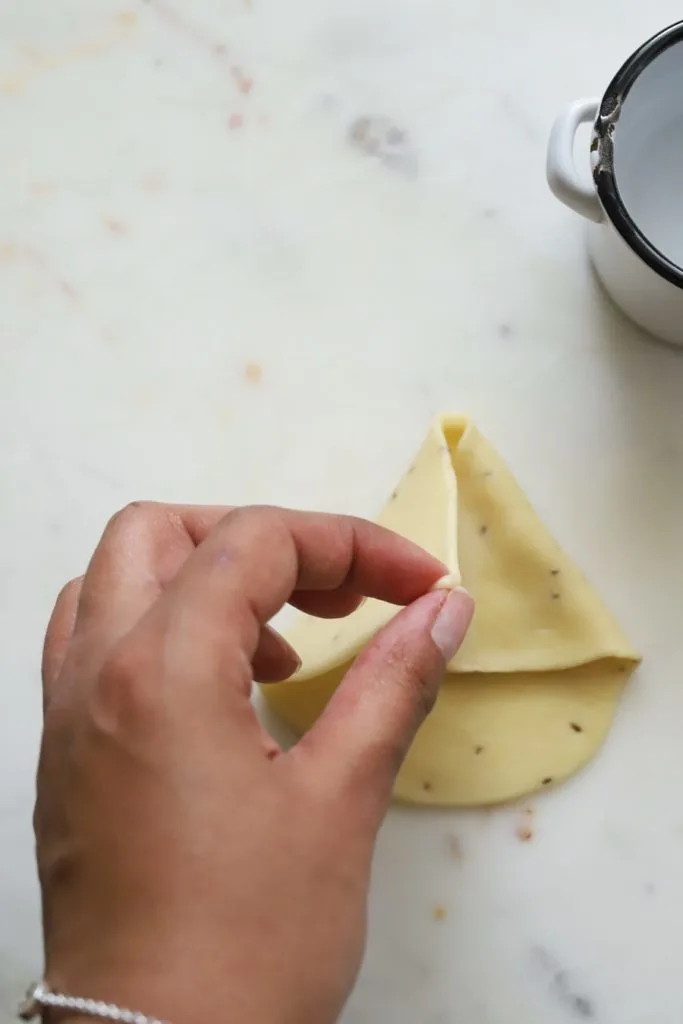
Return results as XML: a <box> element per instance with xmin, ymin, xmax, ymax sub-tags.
<box><xmin>34</xmin><ymin>976</ymin><xmax>300</xmax><ymax>1024</ymax></box>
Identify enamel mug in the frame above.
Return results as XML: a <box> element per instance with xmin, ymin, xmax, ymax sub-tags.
<box><xmin>547</xmin><ymin>21</ymin><xmax>683</xmax><ymax>347</ymax></box>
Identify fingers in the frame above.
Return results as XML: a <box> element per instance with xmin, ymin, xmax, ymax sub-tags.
<box><xmin>76</xmin><ymin>504</ymin><xmax>360</xmax><ymax>653</ymax></box>
<box><xmin>42</xmin><ymin>577</ymin><xmax>83</xmax><ymax>705</ymax></box>
<box><xmin>75</xmin><ymin>503</ymin><xmax>438</xmax><ymax>660</ymax></box>
<box><xmin>74</xmin><ymin>503</ymin><xmax>233</xmax><ymax>654</ymax></box>
<box><xmin>145</xmin><ymin>506</ymin><xmax>447</xmax><ymax>696</ymax></box>
<box><xmin>289</xmin><ymin>590</ymin><xmax>363</xmax><ymax>619</ymax></box>
<box><xmin>252</xmin><ymin>626</ymin><xmax>301</xmax><ymax>683</ymax></box>
<box><xmin>296</xmin><ymin>587</ymin><xmax>474</xmax><ymax>822</ymax></box>
<box><xmin>69</xmin><ymin>502</ymin><xmax>447</xmax><ymax>724</ymax></box>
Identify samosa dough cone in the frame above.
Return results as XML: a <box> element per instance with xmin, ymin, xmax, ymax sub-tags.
<box><xmin>263</xmin><ymin>416</ymin><xmax>640</xmax><ymax>806</ymax></box>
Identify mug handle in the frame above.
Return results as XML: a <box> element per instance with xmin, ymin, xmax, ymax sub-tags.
<box><xmin>546</xmin><ymin>99</ymin><xmax>603</xmax><ymax>223</ymax></box>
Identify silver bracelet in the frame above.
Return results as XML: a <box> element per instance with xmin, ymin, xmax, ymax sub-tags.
<box><xmin>18</xmin><ymin>981</ymin><xmax>169</xmax><ymax>1024</ymax></box>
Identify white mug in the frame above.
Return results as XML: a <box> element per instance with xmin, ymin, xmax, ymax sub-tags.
<box><xmin>547</xmin><ymin>21</ymin><xmax>683</xmax><ymax>347</ymax></box>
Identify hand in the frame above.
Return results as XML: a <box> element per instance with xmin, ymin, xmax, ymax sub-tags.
<box><xmin>37</xmin><ymin>503</ymin><xmax>473</xmax><ymax>1024</ymax></box>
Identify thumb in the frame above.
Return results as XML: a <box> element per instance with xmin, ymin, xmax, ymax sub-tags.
<box><xmin>297</xmin><ymin>586</ymin><xmax>474</xmax><ymax>815</ymax></box>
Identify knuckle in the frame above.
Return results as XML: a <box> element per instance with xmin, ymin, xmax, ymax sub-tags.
<box><xmin>366</xmin><ymin>734</ymin><xmax>407</xmax><ymax>776</ymax></box>
<box><xmin>327</xmin><ymin>516</ymin><xmax>355</xmax><ymax>577</ymax></box>
<box><xmin>58</xmin><ymin>576</ymin><xmax>82</xmax><ymax>601</ymax></box>
<box><xmin>220</xmin><ymin>504</ymin><xmax>289</xmax><ymax>546</ymax></box>
<box><xmin>104</xmin><ymin>500</ymin><xmax>156</xmax><ymax>538</ymax></box>
<box><xmin>395</xmin><ymin>672</ymin><xmax>436</xmax><ymax>725</ymax></box>
<box><xmin>387</xmin><ymin>641</ymin><xmax>441</xmax><ymax>722</ymax></box>
<box><xmin>229</xmin><ymin>504</ymin><xmax>277</xmax><ymax>527</ymax></box>
<box><xmin>51</xmin><ymin>576</ymin><xmax>82</xmax><ymax>615</ymax></box>
<box><xmin>403</xmin><ymin>663</ymin><xmax>440</xmax><ymax>725</ymax></box>
<box><xmin>43</xmin><ymin>576</ymin><xmax>83</xmax><ymax>673</ymax></box>
<box><xmin>91</xmin><ymin>638</ymin><xmax>157</xmax><ymax>738</ymax></box>
<box><xmin>414</xmin><ymin>675</ymin><xmax>438</xmax><ymax>720</ymax></box>
<box><xmin>373</xmin><ymin>652</ymin><xmax>439</xmax><ymax>739</ymax></box>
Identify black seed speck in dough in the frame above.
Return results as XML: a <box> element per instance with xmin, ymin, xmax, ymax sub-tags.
<box><xmin>542</xmin><ymin>777</ymin><xmax>553</xmax><ymax>785</ymax></box>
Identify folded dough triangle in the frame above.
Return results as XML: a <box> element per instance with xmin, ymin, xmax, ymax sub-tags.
<box><xmin>262</xmin><ymin>415</ymin><xmax>640</xmax><ymax>806</ymax></box>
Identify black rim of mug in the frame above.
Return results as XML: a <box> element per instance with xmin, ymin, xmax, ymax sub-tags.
<box><xmin>594</xmin><ymin>19</ymin><xmax>683</xmax><ymax>288</ymax></box>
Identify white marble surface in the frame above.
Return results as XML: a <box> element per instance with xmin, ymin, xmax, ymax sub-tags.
<box><xmin>2</xmin><ymin>1</ymin><xmax>683</xmax><ymax>1021</ymax></box>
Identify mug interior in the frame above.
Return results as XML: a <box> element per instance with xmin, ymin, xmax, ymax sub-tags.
<box><xmin>612</xmin><ymin>39</ymin><xmax>683</xmax><ymax>268</ymax></box>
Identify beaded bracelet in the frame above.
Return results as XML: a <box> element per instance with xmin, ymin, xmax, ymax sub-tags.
<box><xmin>18</xmin><ymin>981</ymin><xmax>169</xmax><ymax>1024</ymax></box>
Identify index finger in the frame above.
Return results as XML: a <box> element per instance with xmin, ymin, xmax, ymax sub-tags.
<box><xmin>144</xmin><ymin>505</ymin><xmax>448</xmax><ymax>685</ymax></box>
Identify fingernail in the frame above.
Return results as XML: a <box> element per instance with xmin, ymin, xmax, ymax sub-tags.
<box><xmin>430</xmin><ymin>587</ymin><xmax>473</xmax><ymax>662</ymax></box>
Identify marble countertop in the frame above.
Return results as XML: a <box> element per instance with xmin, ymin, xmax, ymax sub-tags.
<box><xmin>3</xmin><ymin>1</ymin><xmax>683</xmax><ymax>1021</ymax></box>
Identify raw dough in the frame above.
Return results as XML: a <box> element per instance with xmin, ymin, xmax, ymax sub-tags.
<box><xmin>262</xmin><ymin>415</ymin><xmax>640</xmax><ymax>806</ymax></box>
